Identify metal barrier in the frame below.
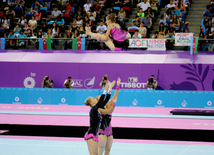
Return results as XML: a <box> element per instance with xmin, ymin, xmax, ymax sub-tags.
<box><xmin>2</xmin><ymin>37</ymin><xmax>214</xmax><ymax>51</ymax></box>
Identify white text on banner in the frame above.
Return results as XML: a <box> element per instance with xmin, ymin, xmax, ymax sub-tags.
<box><xmin>129</xmin><ymin>39</ymin><xmax>148</xmax><ymax>48</ymax></box>
<box><xmin>175</xmin><ymin>33</ymin><xmax>193</xmax><ymax>46</ymax></box>
<box><xmin>147</xmin><ymin>39</ymin><xmax>166</xmax><ymax>51</ymax></box>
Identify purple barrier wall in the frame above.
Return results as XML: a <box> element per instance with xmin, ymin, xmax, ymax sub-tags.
<box><xmin>0</xmin><ymin>51</ymin><xmax>214</xmax><ymax>91</ymax></box>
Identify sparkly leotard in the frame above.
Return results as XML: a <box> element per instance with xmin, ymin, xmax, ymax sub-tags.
<box><xmin>84</xmin><ymin>92</ymin><xmax>110</xmax><ymax>142</ymax></box>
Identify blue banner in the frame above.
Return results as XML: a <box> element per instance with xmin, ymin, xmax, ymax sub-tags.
<box><xmin>0</xmin><ymin>38</ymin><xmax>5</xmax><ymax>50</ymax></box>
<box><xmin>39</xmin><ymin>38</ymin><xmax>43</xmax><ymax>50</ymax></box>
<box><xmin>81</xmin><ymin>38</ymin><xmax>85</xmax><ymax>50</ymax></box>
<box><xmin>0</xmin><ymin>88</ymin><xmax>214</xmax><ymax>109</ymax></box>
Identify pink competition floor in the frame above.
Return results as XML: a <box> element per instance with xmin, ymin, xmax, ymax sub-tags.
<box><xmin>0</xmin><ymin>104</ymin><xmax>214</xmax><ymax>130</ymax></box>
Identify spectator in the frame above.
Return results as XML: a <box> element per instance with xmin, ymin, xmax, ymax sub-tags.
<box><xmin>28</xmin><ymin>16</ymin><xmax>37</xmax><ymax>33</ymax></box>
<box><xmin>17</xmin><ymin>30</ymin><xmax>27</xmax><ymax>47</ymax></box>
<box><xmin>65</xmin><ymin>1</ymin><xmax>72</xmax><ymax>15</ymax></box>
<box><xmin>87</xmin><ymin>7</ymin><xmax>96</xmax><ymax>22</ymax></box>
<box><xmin>132</xmin><ymin>16</ymin><xmax>141</xmax><ymax>27</ymax></box>
<box><xmin>72</xmin><ymin>29</ymin><xmax>80</xmax><ymax>38</ymax></box>
<box><xmin>63</xmin><ymin>32</ymin><xmax>72</xmax><ymax>50</ymax></box>
<box><xmin>138</xmin><ymin>21</ymin><xmax>147</xmax><ymax>37</ymax></box>
<box><xmin>76</xmin><ymin>15</ymin><xmax>82</xmax><ymax>27</ymax></box>
<box><xmin>23</xmin><ymin>22</ymin><xmax>31</xmax><ymax>37</ymax></box>
<box><xmin>152</xmin><ymin>31</ymin><xmax>160</xmax><ymax>39</ymax></box>
<box><xmin>29</xmin><ymin>0</ymin><xmax>42</xmax><ymax>16</ymax></box>
<box><xmin>146</xmin><ymin>75</ymin><xmax>157</xmax><ymax>90</ymax></box>
<box><xmin>183</xmin><ymin>21</ymin><xmax>192</xmax><ymax>50</ymax></box>
<box><xmin>63</xmin><ymin>77</ymin><xmax>74</xmax><ymax>88</ymax></box>
<box><xmin>171</xmin><ymin>7</ymin><xmax>182</xmax><ymax>21</ymax></box>
<box><xmin>145</xmin><ymin>7</ymin><xmax>154</xmax><ymax>21</ymax></box>
<box><xmin>204</xmin><ymin>5</ymin><xmax>213</xmax><ymax>19</ymax></box>
<box><xmin>36</xmin><ymin>31</ymin><xmax>42</xmax><ymax>49</ymax></box>
<box><xmin>150</xmin><ymin>0</ymin><xmax>158</xmax><ymax>7</ymax></box>
<box><xmin>108</xmin><ymin>7</ymin><xmax>115</xmax><ymax>15</ymax></box>
<box><xmin>164</xmin><ymin>8</ymin><xmax>172</xmax><ymax>25</ymax></box>
<box><xmin>123</xmin><ymin>0</ymin><xmax>130</xmax><ymax>6</ymax></box>
<box><xmin>18</xmin><ymin>15</ymin><xmax>27</xmax><ymax>28</ymax></box>
<box><xmin>57</xmin><ymin>0</ymin><xmax>63</xmax><ymax>11</ymax></box>
<box><xmin>83</xmin><ymin>0</ymin><xmax>92</xmax><ymax>13</ymax></box>
<box><xmin>204</xmin><ymin>14</ymin><xmax>211</xmax><ymax>28</ymax></box>
<box><xmin>52</xmin><ymin>22</ymin><xmax>59</xmax><ymax>37</ymax></box>
<box><xmin>70</xmin><ymin>20</ymin><xmax>79</xmax><ymax>34</ymax></box>
<box><xmin>132</xmin><ymin>29</ymin><xmax>141</xmax><ymax>39</ymax></box>
<box><xmin>158</xmin><ymin>22</ymin><xmax>166</xmax><ymax>38</ymax></box>
<box><xmin>199</xmin><ymin>31</ymin><xmax>210</xmax><ymax>51</ymax></box>
<box><xmin>42</xmin><ymin>76</ymin><xmax>53</xmax><ymax>88</ymax></box>
<box><xmin>13</xmin><ymin>24</ymin><xmax>21</xmax><ymax>37</ymax></box>
<box><xmin>137</xmin><ymin>0</ymin><xmax>151</xmax><ymax>11</ymax></box>
<box><xmin>182</xmin><ymin>21</ymin><xmax>190</xmax><ymax>33</ymax></box>
<box><xmin>176</xmin><ymin>0</ymin><xmax>186</xmax><ymax>22</ymax></box>
<box><xmin>123</xmin><ymin>28</ymin><xmax>131</xmax><ymax>50</ymax></box>
<box><xmin>118</xmin><ymin>7</ymin><xmax>126</xmax><ymax>27</ymax></box>
<box><xmin>99</xmin><ymin>75</ymin><xmax>110</xmax><ymax>87</ymax></box>
<box><xmin>166</xmin><ymin>0</ymin><xmax>175</xmax><ymax>9</ymax></box>
<box><xmin>100</xmin><ymin>0</ymin><xmax>106</xmax><ymax>9</ymax></box>
<box><xmin>166</xmin><ymin>22</ymin><xmax>175</xmax><ymax>38</ymax></box>
<box><xmin>1</xmin><ymin>15</ymin><xmax>10</xmax><ymax>30</ymax></box>
<box><xmin>43</xmin><ymin>28</ymin><xmax>55</xmax><ymax>49</ymax></box>
<box><xmin>14</xmin><ymin>0</ymin><xmax>25</xmax><ymax>13</ymax></box>
<box><xmin>43</xmin><ymin>28</ymin><xmax>53</xmax><ymax>38</ymax></box>
<box><xmin>6</xmin><ymin>7</ymin><xmax>16</xmax><ymax>25</ymax></box>
<box><xmin>171</xmin><ymin>14</ymin><xmax>180</xmax><ymax>30</ymax></box>
<box><xmin>93</xmin><ymin>0</ymin><xmax>101</xmax><ymax>14</ymax></box>
<box><xmin>7</xmin><ymin>0</ymin><xmax>15</xmax><ymax>7</ymax></box>
<box><xmin>55</xmin><ymin>16</ymin><xmax>65</xmax><ymax>33</ymax></box>
<box><xmin>6</xmin><ymin>30</ymin><xmax>16</xmax><ymax>49</ymax></box>
<box><xmin>114</xmin><ymin>0</ymin><xmax>122</xmax><ymax>7</ymax></box>
<box><xmin>83</xmin><ymin>15</ymin><xmax>91</xmax><ymax>27</ymax></box>
<box><xmin>141</xmin><ymin>13</ymin><xmax>152</xmax><ymax>38</ymax></box>
<box><xmin>40</xmin><ymin>23</ymin><xmax>48</xmax><ymax>34</ymax></box>
<box><xmin>34</xmin><ymin>8</ymin><xmax>42</xmax><ymax>21</ymax></box>
<box><xmin>137</xmin><ymin>8</ymin><xmax>145</xmax><ymax>18</ymax></box>
<box><xmin>159</xmin><ymin>14</ymin><xmax>167</xmax><ymax>26</ymax></box>
<box><xmin>96</xmin><ymin>20</ymin><xmax>107</xmax><ymax>34</ymax></box>
<box><xmin>51</xmin><ymin>6</ymin><xmax>63</xmax><ymax>21</ymax></box>
<box><xmin>203</xmin><ymin>21</ymin><xmax>211</xmax><ymax>38</ymax></box>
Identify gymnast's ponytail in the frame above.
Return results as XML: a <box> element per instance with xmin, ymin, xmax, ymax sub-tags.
<box><xmin>107</xmin><ymin>13</ymin><xmax>116</xmax><ymax>23</ymax></box>
<box><xmin>84</xmin><ymin>97</ymin><xmax>91</xmax><ymax>107</ymax></box>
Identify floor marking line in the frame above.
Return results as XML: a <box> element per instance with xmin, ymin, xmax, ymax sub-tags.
<box><xmin>178</xmin><ymin>145</ymin><xmax>194</xmax><ymax>155</ymax></box>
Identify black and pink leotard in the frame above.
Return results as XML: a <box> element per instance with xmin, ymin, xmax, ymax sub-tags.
<box><xmin>84</xmin><ymin>91</ymin><xmax>110</xmax><ymax>142</ymax></box>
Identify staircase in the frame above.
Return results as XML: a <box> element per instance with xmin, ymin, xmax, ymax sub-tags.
<box><xmin>186</xmin><ymin>0</ymin><xmax>209</xmax><ymax>36</ymax></box>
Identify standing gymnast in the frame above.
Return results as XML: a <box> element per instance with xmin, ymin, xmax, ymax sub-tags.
<box><xmin>85</xmin><ymin>13</ymin><xmax>127</xmax><ymax>51</ymax></box>
<box><xmin>97</xmin><ymin>78</ymin><xmax>121</xmax><ymax>155</ymax></box>
<box><xmin>84</xmin><ymin>81</ymin><xmax>116</xmax><ymax>155</ymax></box>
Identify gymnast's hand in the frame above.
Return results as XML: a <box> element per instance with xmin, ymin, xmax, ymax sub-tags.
<box><xmin>117</xmin><ymin>77</ymin><xmax>121</xmax><ymax>85</ymax></box>
<box><xmin>85</xmin><ymin>26</ymin><xmax>91</xmax><ymax>35</ymax></box>
<box><xmin>112</xmin><ymin>97</ymin><xmax>117</xmax><ymax>103</ymax></box>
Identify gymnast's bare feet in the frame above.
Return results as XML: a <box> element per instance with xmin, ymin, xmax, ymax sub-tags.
<box><xmin>85</xmin><ymin>26</ymin><xmax>91</xmax><ymax>35</ymax></box>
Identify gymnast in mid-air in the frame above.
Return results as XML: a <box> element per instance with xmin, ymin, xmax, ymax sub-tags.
<box><xmin>85</xmin><ymin>13</ymin><xmax>127</xmax><ymax>51</ymax></box>
<box><xmin>84</xmin><ymin>77</ymin><xmax>121</xmax><ymax>155</ymax></box>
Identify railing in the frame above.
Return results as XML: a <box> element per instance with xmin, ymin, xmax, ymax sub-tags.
<box><xmin>1</xmin><ymin>37</ymin><xmax>214</xmax><ymax>51</ymax></box>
